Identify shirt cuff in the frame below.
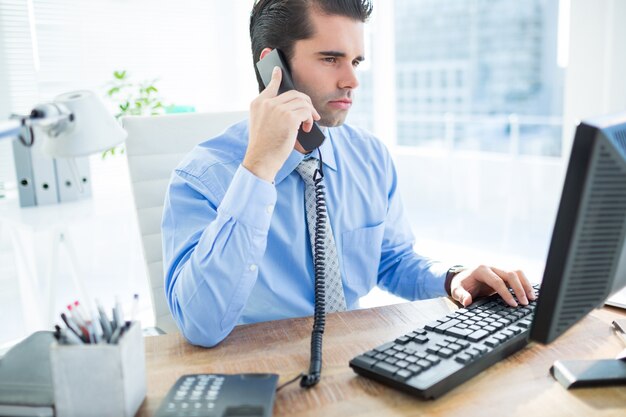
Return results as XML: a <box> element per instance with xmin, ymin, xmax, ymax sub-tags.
<box><xmin>218</xmin><ymin>165</ymin><xmax>277</xmax><ymax>230</ymax></box>
<box><xmin>422</xmin><ymin>262</ymin><xmax>451</xmax><ymax>298</ymax></box>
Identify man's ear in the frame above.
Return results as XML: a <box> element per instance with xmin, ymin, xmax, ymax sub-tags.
<box><xmin>259</xmin><ymin>47</ymin><xmax>273</xmax><ymax>61</ymax></box>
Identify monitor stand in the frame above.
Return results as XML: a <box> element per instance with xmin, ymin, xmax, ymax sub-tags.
<box><xmin>551</xmin><ymin>358</ymin><xmax>626</xmax><ymax>389</ymax></box>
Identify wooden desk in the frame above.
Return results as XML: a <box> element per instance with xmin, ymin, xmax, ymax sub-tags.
<box><xmin>138</xmin><ymin>299</ymin><xmax>626</xmax><ymax>417</ymax></box>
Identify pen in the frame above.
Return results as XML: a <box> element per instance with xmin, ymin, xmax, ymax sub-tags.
<box><xmin>61</xmin><ymin>313</ymin><xmax>83</xmax><ymax>340</ymax></box>
<box><xmin>67</xmin><ymin>304</ymin><xmax>90</xmax><ymax>342</ymax></box>
<box><xmin>74</xmin><ymin>301</ymin><xmax>90</xmax><ymax>326</ymax></box>
<box><xmin>110</xmin><ymin>326</ymin><xmax>122</xmax><ymax>344</ymax></box>
<box><xmin>113</xmin><ymin>297</ymin><xmax>124</xmax><ymax>330</ymax></box>
<box><xmin>54</xmin><ymin>325</ymin><xmax>62</xmax><ymax>341</ymax></box>
<box><xmin>61</xmin><ymin>327</ymin><xmax>85</xmax><ymax>345</ymax></box>
<box><xmin>68</xmin><ymin>303</ymin><xmax>83</xmax><ymax>326</ymax></box>
<box><xmin>96</xmin><ymin>299</ymin><xmax>113</xmax><ymax>342</ymax></box>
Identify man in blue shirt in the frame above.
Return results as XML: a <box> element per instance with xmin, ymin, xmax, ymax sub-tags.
<box><xmin>162</xmin><ymin>0</ymin><xmax>536</xmax><ymax>347</ymax></box>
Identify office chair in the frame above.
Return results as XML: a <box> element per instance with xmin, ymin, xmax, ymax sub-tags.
<box><xmin>122</xmin><ymin>111</ymin><xmax>248</xmax><ymax>333</ymax></box>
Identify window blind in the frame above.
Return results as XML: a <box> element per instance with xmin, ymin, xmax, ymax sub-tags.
<box><xmin>0</xmin><ymin>0</ymin><xmax>257</xmax><ymax>196</ymax></box>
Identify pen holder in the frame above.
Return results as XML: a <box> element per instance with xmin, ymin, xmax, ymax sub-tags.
<box><xmin>50</xmin><ymin>322</ymin><xmax>146</xmax><ymax>417</ymax></box>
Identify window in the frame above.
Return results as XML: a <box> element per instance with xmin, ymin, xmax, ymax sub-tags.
<box><xmin>393</xmin><ymin>0</ymin><xmax>564</xmax><ymax>157</ymax></box>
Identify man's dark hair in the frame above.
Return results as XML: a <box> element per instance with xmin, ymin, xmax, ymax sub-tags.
<box><xmin>250</xmin><ymin>0</ymin><xmax>373</xmax><ymax>92</ymax></box>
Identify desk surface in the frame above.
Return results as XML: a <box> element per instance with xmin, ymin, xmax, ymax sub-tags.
<box><xmin>138</xmin><ymin>299</ymin><xmax>626</xmax><ymax>417</ymax></box>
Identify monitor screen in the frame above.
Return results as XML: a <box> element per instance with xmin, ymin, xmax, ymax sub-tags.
<box><xmin>530</xmin><ymin>113</ymin><xmax>626</xmax><ymax>344</ymax></box>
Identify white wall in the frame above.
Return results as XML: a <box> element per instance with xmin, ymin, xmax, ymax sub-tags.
<box><xmin>562</xmin><ymin>0</ymin><xmax>626</xmax><ymax>151</ymax></box>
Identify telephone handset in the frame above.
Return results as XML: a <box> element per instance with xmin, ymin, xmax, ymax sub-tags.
<box><xmin>255</xmin><ymin>48</ymin><xmax>326</xmax><ymax>151</ymax></box>
<box><xmin>256</xmin><ymin>48</ymin><xmax>329</xmax><ymax>389</ymax></box>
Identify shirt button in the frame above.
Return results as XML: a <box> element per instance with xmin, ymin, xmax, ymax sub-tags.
<box><xmin>249</xmin><ymin>264</ymin><xmax>257</xmax><ymax>272</ymax></box>
<box><xmin>265</xmin><ymin>205</ymin><xmax>274</xmax><ymax>214</ymax></box>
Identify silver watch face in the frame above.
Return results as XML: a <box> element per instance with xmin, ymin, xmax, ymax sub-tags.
<box><xmin>449</xmin><ymin>265</ymin><xmax>466</xmax><ymax>275</ymax></box>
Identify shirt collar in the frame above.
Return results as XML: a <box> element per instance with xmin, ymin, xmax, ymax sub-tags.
<box><xmin>274</xmin><ymin>127</ymin><xmax>338</xmax><ymax>185</ymax></box>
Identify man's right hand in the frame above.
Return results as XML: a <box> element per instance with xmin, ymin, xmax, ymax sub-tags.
<box><xmin>243</xmin><ymin>66</ymin><xmax>321</xmax><ymax>183</ymax></box>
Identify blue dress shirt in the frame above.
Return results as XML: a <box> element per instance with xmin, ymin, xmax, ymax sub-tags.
<box><xmin>162</xmin><ymin>119</ymin><xmax>449</xmax><ymax>347</ymax></box>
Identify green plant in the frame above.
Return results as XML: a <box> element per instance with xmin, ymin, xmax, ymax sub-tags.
<box><xmin>102</xmin><ymin>70</ymin><xmax>165</xmax><ymax>157</ymax></box>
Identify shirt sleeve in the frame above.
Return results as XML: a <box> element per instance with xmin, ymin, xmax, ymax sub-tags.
<box><xmin>162</xmin><ymin>165</ymin><xmax>276</xmax><ymax>347</ymax></box>
<box><xmin>376</xmin><ymin>150</ymin><xmax>450</xmax><ymax>300</ymax></box>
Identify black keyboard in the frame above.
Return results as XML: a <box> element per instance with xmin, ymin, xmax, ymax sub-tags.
<box><xmin>349</xmin><ymin>285</ymin><xmax>539</xmax><ymax>399</ymax></box>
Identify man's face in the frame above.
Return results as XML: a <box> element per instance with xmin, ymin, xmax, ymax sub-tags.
<box><xmin>289</xmin><ymin>9</ymin><xmax>364</xmax><ymax>127</ymax></box>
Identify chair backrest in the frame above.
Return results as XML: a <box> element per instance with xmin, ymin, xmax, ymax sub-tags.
<box><xmin>122</xmin><ymin>111</ymin><xmax>247</xmax><ymax>332</ymax></box>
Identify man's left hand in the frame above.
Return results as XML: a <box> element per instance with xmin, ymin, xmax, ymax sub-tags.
<box><xmin>450</xmin><ymin>265</ymin><xmax>536</xmax><ymax>307</ymax></box>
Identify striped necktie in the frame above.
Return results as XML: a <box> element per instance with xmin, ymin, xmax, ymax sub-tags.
<box><xmin>295</xmin><ymin>157</ymin><xmax>347</xmax><ymax>313</ymax></box>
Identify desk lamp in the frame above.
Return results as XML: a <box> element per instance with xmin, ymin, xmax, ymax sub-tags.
<box><xmin>0</xmin><ymin>90</ymin><xmax>127</xmax><ymax>204</ymax></box>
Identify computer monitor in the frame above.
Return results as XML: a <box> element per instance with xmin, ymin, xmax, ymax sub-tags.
<box><xmin>530</xmin><ymin>112</ymin><xmax>626</xmax><ymax>344</ymax></box>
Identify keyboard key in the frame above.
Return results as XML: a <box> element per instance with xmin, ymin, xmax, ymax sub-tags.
<box><xmin>395</xmin><ymin>336</ymin><xmax>411</xmax><ymax>345</ymax></box>
<box><xmin>417</xmin><ymin>359</ymin><xmax>432</xmax><ymax>369</ymax></box>
<box><xmin>364</xmin><ymin>350</ymin><xmax>377</xmax><ymax>357</ymax></box>
<box><xmin>407</xmin><ymin>364</ymin><xmax>422</xmax><ymax>374</ymax></box>
<box><xmin>484</xmin><ymin>338</ymin><xmax>499</xmax><ymax>347</ymax></box>
<box><xmin>405</xmin><ymin>355</ymin><xmax>418</xmax><ymax>364</ymax></box>
<box><xmin>456</xmin><ymin>323</ymin><xmax>468</xmax><ymax>329</ymax></box>
<box><xmin>444</xmin><ymin>337</ymin><xmax>458</xmax><ymax>344</ymax></box>
<box><xmin>468</xmin><ymin>325</ymin><xmax>480</xmax><ymax>331</ymax></box>
<box><xmin>394</xmin><ymin>352</ymin><xmax>408</xmax><ymax>360</ymax></box>
<box><xmin>455</xmin><ymin>340</ymin><xmax>470</xmax><ymax>348</ymax></box>
<box><xmin>484</xmin><ymin>325</ymin><xmax>497</xmax><ymax>333</ymax></box>
<box><xmin>438</xmin><ymin>348</ymin><xmax>453</xmax><ymax>359</ymax></box>
<box><xmin>474</xmin><ymin>345</ymin><xmax>488</xmax><ymax>354</ymax></box>
<box><xmin>426</xmin><ymin>346</ymin><xmax>440</xmax><ymax>355</ymax></box>
<box><xmin>425</xmin><ymin>355</ymin><xmax>441</xmax><ymax>365</ymax></box>
<box><xmin>494</xmin><ymin>334</ymin><xmax>507</xmax><ymax>343</ymax></box>
<box><xmin>396</xmin><ymin>369</ymin><xmax>413</xmax><ymax>380</ymax></box>
<box><xmin>500</xmin><ymin>330</ymin><xmax>514</xmax><ymax>339</ymax></box>
<box><xmin>384</xmin><ymin>349</ymin><xmax>397</xmax><ymax>356</ymax></box>
<box><xmin>416</xmin><ymin>352</ymin><xmax>428</xmax><ymax>359</ymax></box>
<box><xmin>464</xmin><ymin>319</ymin><xmax>476</xmax><ymax>326</ymax></box>
<box><xmin>351</xmin><ymin>355</ymin><xmax>377</xmax><ymax>369</ymax></box>
<box><xmin>455</xmin><ymin>353</ymin><xmax>472</xmax><ymax>364</ymax></box>
<box><xmin>517</xmin><ymin>320</ymin><xmax>532</xmax><ymax>329</ymax></box>
<box><xmin>424</xmin><ymin>321</ymin><xmax>441</xmax><ymax>331</ymax></box>
<box><xmin>466</xmin><ymin>348</ymin><xmax>481</xmax><ymax>358</ymax></box>
<box><xmin>491</xmin><ymin>322</ymin><xmax>504</xmax><ymax>330</ymax></box>
<box><xmin>445</xmin><ymin>327</ymin><xmax>473</xmax><ymax>338</ymax></box>
<box><xmin>467</xmin><ymin>329</ymin><xmax>489</xmax><ymax>342</ymax></box>
<box><xmin>404</xmin><ymin>347</ymin><xmax>416</xmax><ymax>355</ymax></box>
<box><xmin>374</xmin><ymin>342</ymin><xmax>395</xmax><ymax>352</ymax></box>
<box><xmin>384</xmin><ymin>357</ymin><xmax>399</xmax><ymax>365</ymax></box>
<box><xmin>414</xmin><ymin>335</ymin><xmax>429</xmax><ymax>344</ymax></box>
<box><xmin>509</xmin><ymin>326</ymin><xmax>522</xmax><ymax>335</ymax></box>
<box><xmin>413</xmin><ymin>328</ymin><xmax>427</xmax><ymax>335</ymax></box>
<box><xmin>374</xmin><ymin>353</ymin><xmax>387</xmax><ymax>361</ymax></box>
<box><xmin>447</xmin><ymin>343</ymin><xmax>462</xmax><ymax>353</ymax></box>
<box><xmin>498</xmin><ymin>318</ymin><xmax>512</xmax><ymax>326</ymax></box>
<box><xmin>396</xmin><ymin>360</ymin><xmax>410</xmax><ymax>369</ymax></box>
<box><xmin>510</xmin><ymin>311</ymin><xmax>525</xmax><ymax>320</ymax></box>
<box><xmin>435</xmin><ymin>319</ymin><xmax>461</xmax><ymax>332</ymax></box>
<box><xmin>373</xmin><ymin>362</ymin><xmax>400</xmax><ymax>378</ymax></box>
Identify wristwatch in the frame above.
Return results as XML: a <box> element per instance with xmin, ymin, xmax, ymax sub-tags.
<box><xmin>445</xmin><ymin>264</ymin><xmax>466</xmax><ymax>296</ymax></box>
